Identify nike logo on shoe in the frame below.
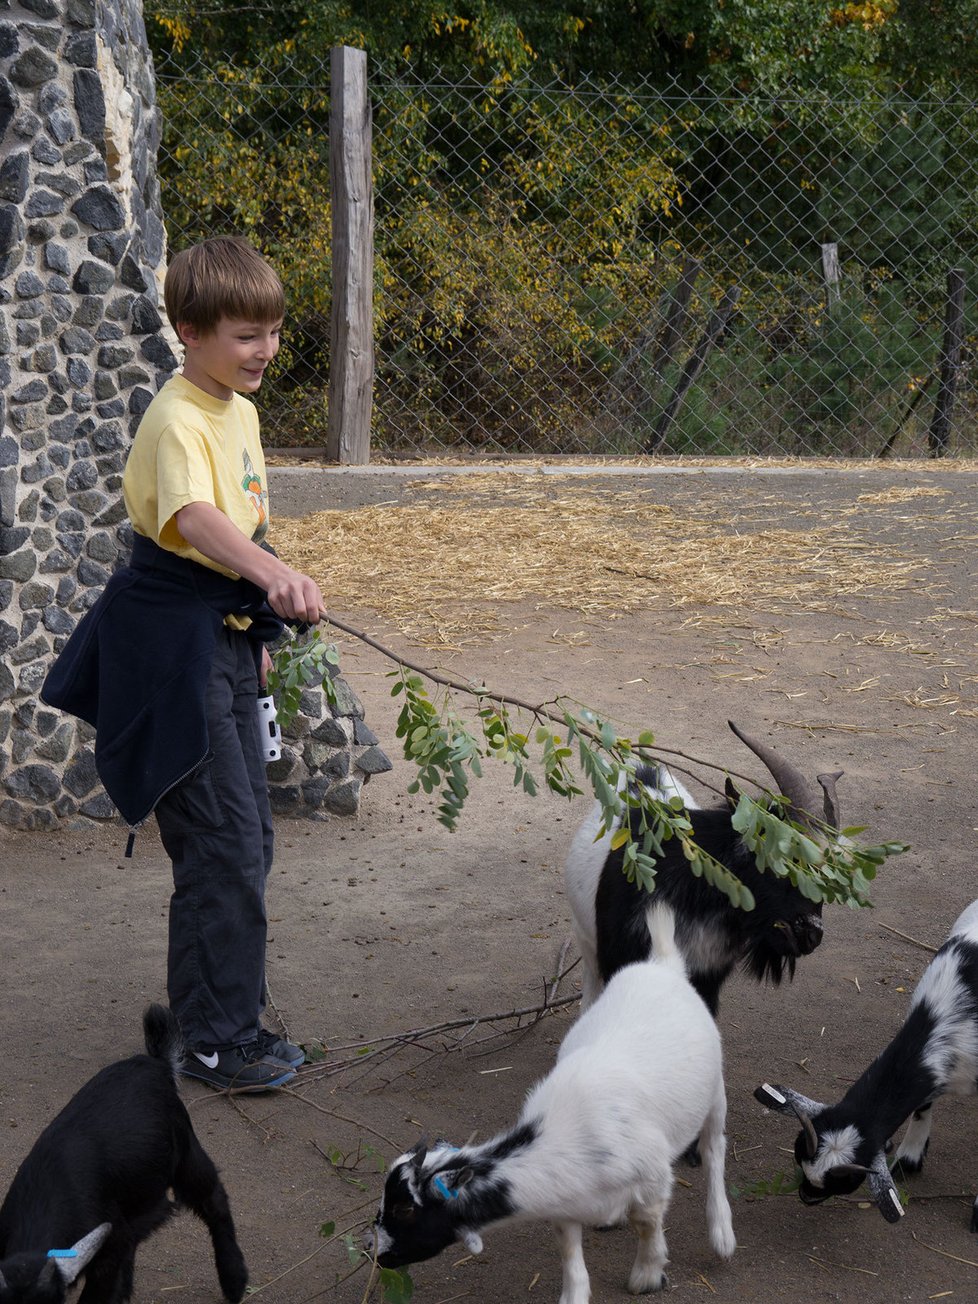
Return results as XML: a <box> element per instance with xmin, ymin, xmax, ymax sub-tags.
<box><xmin>194</xmin><ymin>1051</ymin><xmax>220</xmax><ymax>1069</ymax></box>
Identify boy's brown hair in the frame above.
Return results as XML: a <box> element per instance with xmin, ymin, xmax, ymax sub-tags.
<box><xmin>164</xmin><ymin>235</ymin><xmax>285</xmax><ymax>333</ymax></box>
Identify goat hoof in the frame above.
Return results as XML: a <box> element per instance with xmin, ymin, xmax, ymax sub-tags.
<box><xmin>628</xmin><ymin>1268</ymin><xmax>668</xmax><ymax>1294</ymax></box>
<box><xmin>971</xmin><ymin>1208</ymin><xmax>978</xmax><ymax>1235</ymax></box>
<box><xmin>895</xmin><ymin>1154</ymin><xmax>924</xmax><ymax>1176</ymax></box>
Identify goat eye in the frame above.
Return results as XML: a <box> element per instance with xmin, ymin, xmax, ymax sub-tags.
<box><xmin>392</xmin><ymin>1202</ymin><xmax>417</xmax><ymax>1222</ymax></box>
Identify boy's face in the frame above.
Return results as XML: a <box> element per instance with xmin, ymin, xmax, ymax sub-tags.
<box><xmin>178</xmin><ymin>316</ymin><xmax>282</xmax><ymax>401</ymax></box>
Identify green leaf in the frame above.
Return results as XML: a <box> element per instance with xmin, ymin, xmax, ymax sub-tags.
<box><xmin>380</xmin><ymin>1266</ymin><xmax>415</xmax><ymax>1303</ymax></box>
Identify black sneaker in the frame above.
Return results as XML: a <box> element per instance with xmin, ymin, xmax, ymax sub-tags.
<box><xmin>257</xmin><ymin>1028</ymin><xmax>306</xmax><ymax>1067</ymax></box>
<box><xmin>181</xmin><ymin>1042</ymin><xmax>297</xmax><ymax>1092</ymax></box>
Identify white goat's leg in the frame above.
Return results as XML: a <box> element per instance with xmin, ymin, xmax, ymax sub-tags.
<box><xmin>554</xmin><ymin>1221</ymin><xmax>590</xmax><ymax>1304</ymax></box>
<box><xmin>627</xmin><ymin>1158</ymin><xmax>673</xmax><ymax>1294</ymax></box>
<box><xmin>626</xmin><ymin>1203</ymin><xmax>669</xmax><ymax>1295</ymax></box>
<box><xmin>895</xmin><ymin>1103</ymin><xmax>934</xmax><ymax>1173</ymax></box>
<box><xmin>699</xmin><ymin>1081</ymin><xmax>736</xmax><ymax>1260</ymax></box>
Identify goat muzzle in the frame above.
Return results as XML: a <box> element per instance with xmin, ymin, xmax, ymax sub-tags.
<box><xmin>792</xmin><ymin>915</ymin><xmax>824</xmax><ymax>956</ymax></box>
<box><xmin>798</xmin><ymin>1181</ymin><xmax>831</xmax><ymax>1206</ymax></box>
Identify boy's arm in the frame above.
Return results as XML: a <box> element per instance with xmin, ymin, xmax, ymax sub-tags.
<box><xmin>175</xmin><ymin>500</ymin><xmax>324</xmax><ymax>624</ymax></box>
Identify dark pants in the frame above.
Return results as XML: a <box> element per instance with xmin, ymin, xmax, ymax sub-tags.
<box><xmin>155</xmin><ymin>628</ymin><xmax>274</xmax><ymax>1050</ymax></box>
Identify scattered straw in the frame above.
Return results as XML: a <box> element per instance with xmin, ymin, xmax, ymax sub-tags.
<box><xmin>272</xmin><ymin>475</ymin><xmax>929</xmax><ymax>649</ymax></box>
<box><xmin>855</xmin><ymin>486</ymin><xmax>950</xmax><ymax>505</ymax></box>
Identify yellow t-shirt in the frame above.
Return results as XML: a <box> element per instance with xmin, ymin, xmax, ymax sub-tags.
<box><xmin>123</xmin><ymin>373</ymin><xmax>270</xmax><ymax>577</ymax></box>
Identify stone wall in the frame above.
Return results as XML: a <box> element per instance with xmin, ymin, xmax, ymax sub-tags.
<box><xmin>0</xmin><ymin>0</ymin><xmax>390</xmax><ymax>831</ymax></box>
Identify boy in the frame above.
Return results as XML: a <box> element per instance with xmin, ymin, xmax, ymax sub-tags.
<box><xmin>44</xmin><ymin>236</ymin><xmax>325</xmax><ymax>1090</ymax></box>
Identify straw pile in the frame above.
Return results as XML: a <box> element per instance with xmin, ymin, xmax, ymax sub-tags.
<box><xmin>272</xmin><ymin>473</ymin><xmax>929</xmax><ymax>650</ymax></box>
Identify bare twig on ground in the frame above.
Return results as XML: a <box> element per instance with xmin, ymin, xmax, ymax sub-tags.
<box><xmin>548</xmin><ymin>936</ymin><xmax>576</xmax><ymax>1004</ymax></box>
<box><xmin>297</xmin><ymin>992</ymin><xmax>581</xmax><ymax>1086</ymax></box>
<box><xmin>806</xmin><ymin>1254</ymin><xmax>879</xmax><ymax>1277</ymax></box>
<box><xmin>283</xmin><ymin>1094</ymin><xmax>402</xmax><ymax>1151</ymax></box>
<box><xmin>246</xmin><ymin>1210</ymin><xmax>371</xmax><ymax>1298</ymax></box>
<box><xmin>911</xmin><ymin>1230</ymin><xmax>978</xmax><ymax>1268</ymax></box>
<box><xmin>877</xmin><ymin>921</ymin><xmax>938</xmax><ymax>953</ymax></box>
<box><xmin>264</xmin><ymin>977</ymin><xmax>293</xmax><ymax>1043</ymax></box>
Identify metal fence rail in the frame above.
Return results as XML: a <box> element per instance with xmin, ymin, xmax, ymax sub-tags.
<box><xmin>154</xmin><ymin>53</ymin><xmax>978</xmax><ymax>458</ymax></box>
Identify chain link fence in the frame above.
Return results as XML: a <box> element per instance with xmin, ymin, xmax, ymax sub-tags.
<box><xmin>154</xmin><ymin>51</ymin><xmax>978</xmax><ymax>458</ymax></box>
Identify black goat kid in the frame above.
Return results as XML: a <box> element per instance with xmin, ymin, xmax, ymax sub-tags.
<box><xmin>565</xmin><ymin>720</ymin><xmax>842</xmax><ymax>1018</ymax></box>
<box><xmin>0</xmin><ymin>1004</ymin><xmax>248</xmax><ymax>1304</ymax></box>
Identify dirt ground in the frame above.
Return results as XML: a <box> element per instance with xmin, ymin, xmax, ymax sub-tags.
<box><xmin>3</xmin><ymin>461</ymin><xmax>978</xmax><ymax>1304</ymax></box>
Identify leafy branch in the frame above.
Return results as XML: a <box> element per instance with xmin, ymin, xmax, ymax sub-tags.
<box><xmin>270</xmin><ymin>613</ymin><xmax>908</xmax><ymax>912</ymax></box>
<box><xmin>313</xmin><ymin>1220</ymin><xmax>414</xmax><ymax>1304</ymax></box>
<box><xmin>266</xmin><ymin>625</ymin><xmax>340</xmax><ymax>722</ymax></box>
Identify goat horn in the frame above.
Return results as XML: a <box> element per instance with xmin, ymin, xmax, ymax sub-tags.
<box><xmin>728</xmin><ymin>721</ymin><xmax>821</xmax><ymax>826</ymax></box>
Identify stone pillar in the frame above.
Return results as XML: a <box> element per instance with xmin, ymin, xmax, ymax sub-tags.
<box><xmin>0</xmin><ymin>0</ymin><xmax>390</xmax><ymax>830</ymax></box>
<box><xmin>1</xmin><ymin>0</ymin><xmax>170</xmax><ymax>830</ymax></box>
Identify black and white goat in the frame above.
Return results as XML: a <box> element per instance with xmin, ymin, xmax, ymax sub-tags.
<box><xmin>0</xmin><ymin>1004</ymin><xmax>248</xmax><ymax>1303</ymax></box>
<box><xmin>565</xmin><ymin>720</ymin><xmax>842</xmax><ymax>1018</ymax></box>
<box><xmin>366</xmin><ymin>906</ymin><xmax>735</xmax><ymax>1302</ymax></box>
<box><xmin>756</xmin><ymin>898</ymin><xmax>978</xmax><ymax>1229</ymax></box>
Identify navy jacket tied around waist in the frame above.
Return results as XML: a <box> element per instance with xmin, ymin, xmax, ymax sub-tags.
<box><xmin>42</xmin><ymin>535</ymin><xmax>284</xmax><ymax>827</ymax></box>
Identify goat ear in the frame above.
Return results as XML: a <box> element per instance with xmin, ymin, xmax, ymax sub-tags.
<box><xmin>37</xmin><ymin>1259</ymin><xmax>60</xmax><ymax>1289</ymax></box>
<box><xmin>49</xmin><ymin>1222</ymin><xmax>112</xmax><ymax>1285</ymax></box>
<box><xmin>866</xmin><ymin>1157</ymin><xmax>905</xmax><ymax>1224</ymax></box>
<box><xmin>816</xmin><ymin>770</ymin><xmax>844</xmax><ymax>828</ymax></box>
<box><xmin>430</xmin><ymin>1165</ymin><xmax>473</xmax><ymax>1202</ymax></box>
<box><xmin>831</xmin><ymin>1162</ymin><xmax>870</xmax><ymax>1180</ymax></box>
<box><xmin>409</xmin><ymin>1138</ymin><xmax>428</xmax><ymax>1171</ymax></box>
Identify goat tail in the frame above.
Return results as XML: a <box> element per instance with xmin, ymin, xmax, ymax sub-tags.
<box><xmin>143</xmin><ymin>1002</ymin><xmax>186</xmax><ymax>1079</ymax></box>
<box><xmin>644</xmin><ymin>902</ymin><xmax>687</xmax><ymax>976</ymax></box>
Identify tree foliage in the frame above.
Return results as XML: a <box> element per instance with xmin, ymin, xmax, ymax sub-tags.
<box><xmin>147</xmin><ymin>0</ymin><xmax>978</xmax><ymax>455</ymax></box>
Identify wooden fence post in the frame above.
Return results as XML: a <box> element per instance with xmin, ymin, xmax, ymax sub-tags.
<box><xmin>327</xmin><ymin>44</ymin><xmax>374</xmax><ymax>464</ymax></box>
<box><xmin>928</xmin><ymin>267</ymin><xmax>966</xmax><ymax>458</ymax></box>
<box><xmin>820</xmin><ymin>242</ymin><xmax>841</xmax><ymax>312</ymax></box>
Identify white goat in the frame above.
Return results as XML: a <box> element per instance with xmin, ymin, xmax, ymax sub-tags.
<box><xmin>366</xmin><ymin>905</ymin><xmax>735</xmax><ymax>1302</ymax></box>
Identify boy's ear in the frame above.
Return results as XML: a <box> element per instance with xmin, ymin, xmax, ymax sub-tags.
<box><xmin>176</xmin><ymin>321</ymin><xmax>201</xmax><ymax>348</ymax></box>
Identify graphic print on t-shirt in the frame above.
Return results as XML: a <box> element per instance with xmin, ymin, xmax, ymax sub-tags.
<box><xmin>241</xmin><ymin>448</ymin><xmax>268</xmax><ymax>540</ymax></box>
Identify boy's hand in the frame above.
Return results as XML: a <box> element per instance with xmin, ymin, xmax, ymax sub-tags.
<box><xmin>264</xmin><ymin>568</ymin><xmax>325</xmax><ymax>625</ymax></box>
